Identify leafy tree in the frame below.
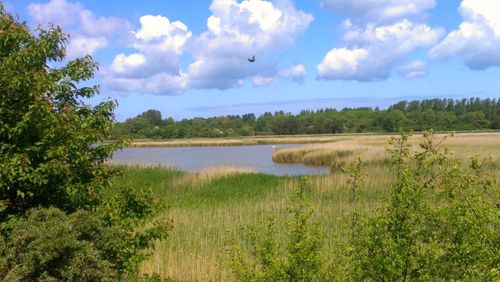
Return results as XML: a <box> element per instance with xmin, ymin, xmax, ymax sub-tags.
<box><xmin>140</xmin><ymin>109</ymin><xmax>162</xmax><ymax>126</ymax></box>
<box><xmin>0</xmin><ymin>5</ymin><xmax>120</xmax><ymax>217</ymax></box>
<box><xmin>0</xmin><ymin>5</ymin><xmax>169</xmax><ymax>279</ymax></box>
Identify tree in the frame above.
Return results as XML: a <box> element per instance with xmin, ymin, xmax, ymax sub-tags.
<box><xmin>0</xmin><ymin>6</ymin><xmax>123</xmax><ymax>217</ymax></box>
<box><xmin>0</xmin><ymin>5</ymin><xmax>169</xmax><ymax>279</ymax></box>
<box><xmin>140</xmin><ymin>109</ymin><xmax>162</xmax><ymax>126</ymax></box>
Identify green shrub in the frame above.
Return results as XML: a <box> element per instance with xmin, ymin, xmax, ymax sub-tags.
<box><xmin>0</xmin><ymin>208</ymin><xmax>115</xmax><ymax>281</ymax></box>
<box><xmin>349</xmin><ymin>131</ymin><xmax>499</xmax><ymax>281</ymax></box>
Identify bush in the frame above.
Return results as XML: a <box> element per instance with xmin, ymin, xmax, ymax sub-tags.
<box><xmin>349</xmin><ymin>131</ymin><xmax>499</xmax><ymax>281</ymax></box>
<box><xmin>0</xmin><ymin>187</ymin><xmax>171</xmax><ymax>281</ymax></box>
<box><xmin>0</xmin><ymin>208</ymin><xmax>116</xmax><ymax>281</ymax></box>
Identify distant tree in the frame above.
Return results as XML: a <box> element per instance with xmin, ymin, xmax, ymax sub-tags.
<box><xmin>140</xmin><ymin>109</ymin><xmax>162</xmax><ymax>126</ymax></box>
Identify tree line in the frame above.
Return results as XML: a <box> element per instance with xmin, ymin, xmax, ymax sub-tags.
<box><xmin>111</xmin><ymin>97</ymin><xmax>500</xmax><ymax>139</ymax></box>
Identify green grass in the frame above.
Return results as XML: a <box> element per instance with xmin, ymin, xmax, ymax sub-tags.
<box><xmin>112</xmin><ymin>164</ymin><xmax>391</xmax><ymax>281</ymax></box>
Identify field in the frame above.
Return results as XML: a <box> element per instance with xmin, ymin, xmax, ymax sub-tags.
<box><xmin>113</xmin><ymin>132</ymin><xmax>500</xmax><ymax>281</ymax></box>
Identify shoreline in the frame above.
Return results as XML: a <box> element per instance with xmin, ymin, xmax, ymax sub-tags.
<box><xmin>113</xmin><ymin>131</ymin><xmax>500</xmax><ymax>147</ymax></box>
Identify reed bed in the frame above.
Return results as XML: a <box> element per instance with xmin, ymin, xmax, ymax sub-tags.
<box><xmin>112</xmin><ymin>132</ymin><xmax>500</xmax><ymax>281</ymax></box>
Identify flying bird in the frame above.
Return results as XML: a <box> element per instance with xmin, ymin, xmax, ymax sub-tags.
<box><xmin>248</xmin><ymin>56</ymin><xmax>255</xmax><ymax>63</ymax></box>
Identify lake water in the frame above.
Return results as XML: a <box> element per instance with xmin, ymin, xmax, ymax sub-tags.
<box><xmin>110</xmin><ymin>144</ymin><xmax>330</xmax><ymax>176</ymax></box>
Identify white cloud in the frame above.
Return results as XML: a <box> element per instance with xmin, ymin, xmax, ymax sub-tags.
<box><xmin>65</xmin><ymin>36</ymin><xmax>108</xmax><ymax>59</ymax></box>
<box><xmin>103</xmin><ymin>73</ymin><xmax>188</xmax><ymax>95</ymax></box>
<box><xmin>398</xmin><ymin>60</ymin><xmax>428</xmax><ymax>78</ymax></box>
<box><xmin>28</xmin><ymin>0</ymin><xmax>130</xmax><ymax>59</ymax></box>
<box><xmin>429</xmin><ymin>0</ymin><xmax>500</xmax><ymax>70</ymax></box>
<box><xmin>104</xmin><ymin>15</ymin><xmax>192</xmax><ymax>95</ymax></box>
<box><xmin>317</xmin><ymin>20</ymin><xmax>443</xmax><ymax>81</ymax></box>
<box><xmin>187</xmin><ymin>0</ymin><xmax>313</xmax><ymax>89</ymax></box>
<box><xmin>28</xmin><ymin>0</ymin><xmax>82</xmax><ymax>27</ymax></box>
<box><xmin>321</xmin><ymin>0</ymin><xmax>436</xmax><ymax>23</ymax></box>
<box><xmin>279</xmin><ymin>64</ymin><xmax>307</xmax><ymax>80</ymax></box>
<box><xmin>111</xmin><ymin>53</ymin><xmax>146</xmax><ymax>74</ymax></box>
<box><xmin>252</xmin><ymin>64</ymin><xmax>307</xmax><ymax>86</ymax></box>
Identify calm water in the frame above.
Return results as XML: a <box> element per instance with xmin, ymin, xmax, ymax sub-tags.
<box><xmin>110</xmin><ymin>144</ymin><xmax>330</xmax><ymax>176</ymax></box>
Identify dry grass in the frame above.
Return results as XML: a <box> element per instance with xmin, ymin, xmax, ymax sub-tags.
<box><xmin>272</xmin><ymin>132</ymin><xmax>500</xmax><ymax>171</ymax></box>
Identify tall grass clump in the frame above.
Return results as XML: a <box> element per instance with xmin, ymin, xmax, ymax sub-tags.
<box><xmin>226</xmin><ymin>177</ymin><xmax>331</xmax><ymax>281</ymax></box>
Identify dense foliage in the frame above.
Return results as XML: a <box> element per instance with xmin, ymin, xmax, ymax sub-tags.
<box><xmin>0</xmin><ymin>5</ymin><xmax>168</xmax><ymax>280</ymax></box>
<box><xmin>0</xmin><ymin>5</ymin><xmax>119</xmax><ymax>217</ymax></box>
<box><xmin>111</xmin><ymin>97</ymin><xmax>500</xmax><ymax>139</ymax></box>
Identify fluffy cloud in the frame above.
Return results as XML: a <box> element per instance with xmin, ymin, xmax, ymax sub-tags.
<box><xmin>321</xmin><ymin>0</ymin><xmax>436</xmax><ymax>23</ymax></box>
<box><xmin>103</xmin><ymin>73</ymin><xmax>188</xmax><ymax>95</ymax></box>
<box><xmin>317</xmin><ymin>20</ymin><xmax>443</xmax><ymax>81</ymax></box>
<box><xmin>252</xmin><ymin>64</ymin><xmax>307</xmax><ymax>86</ymax></box>
<box><xmin>398</xmin><ymin>60</ymin><xmax>428</xmax><ymax>79</ymax></box>
<box><xmin>187</xmin><ymin>0</ymin><xmax>313</xmax><ymax>89</ymax></box>
<box><xmin>103</xmin><ymin>15</ymin><xmax>192</xmax><ymax>95</ymax></box>
<box><xmin>66</xmin><ymin>36</ymin><xmax>108</xmax><ymax>59</ymax></box>
<box><xmin>429</xmin><ymin>0</ymin><xmax>500</xmax><ymax>70</ymax></box>
<box><xmin>28</xmin><ymin>0</ymin><xmax>130</xmax><ymax>58</ymax></box>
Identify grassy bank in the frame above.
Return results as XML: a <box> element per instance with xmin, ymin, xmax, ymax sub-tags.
<box><xmin>112</xmin><ymin>132</ymin><xmax>500</xmax><ymax>281</ymax></box>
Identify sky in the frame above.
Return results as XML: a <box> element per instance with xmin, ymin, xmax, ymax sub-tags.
<box><xmin>5</xmin><ymin>0</ymin><xmax>500</xmax><ymax>121</ymax></box>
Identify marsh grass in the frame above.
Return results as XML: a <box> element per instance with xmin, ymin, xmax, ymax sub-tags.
<box><xmin>112</xmin><ymin>132</ymin><xmax>500</xmax><ymax>281</ymax></box>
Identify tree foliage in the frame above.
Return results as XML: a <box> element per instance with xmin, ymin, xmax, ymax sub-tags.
<box><xmin>0</xmin><ymin>5</ymin><xmax>121</xmax><ymax>217</ymax></box>
<box><xmin>0</xmin><ymin>5</ymin><xmax>169</xmax><ymax>280</ymax></box>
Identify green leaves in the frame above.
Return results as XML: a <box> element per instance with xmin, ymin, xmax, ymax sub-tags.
<box><xmin>350</xmin><ymin>131</ymin><xmax>499</xmax><ymax>281</ymax></box>
<box><xmin>0</xmin><ymin>5</ymin><xmax>121</xmax><ymax>218</ymax></box>
<box><xmin>0</xmin><ymin>6</ymin><xmax>168</xmax><ymax>280</ymax></box>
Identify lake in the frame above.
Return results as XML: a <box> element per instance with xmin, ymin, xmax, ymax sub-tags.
<box><xmin>110</xmin><ymin>144</ymin><xmax>330</xmax><ymax>176</ymax></box>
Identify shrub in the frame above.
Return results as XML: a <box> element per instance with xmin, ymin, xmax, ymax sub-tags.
<box><xmin>349</xmin><ymin>131</ymin><xmax>499</xmax><ymax>281</ymax></box>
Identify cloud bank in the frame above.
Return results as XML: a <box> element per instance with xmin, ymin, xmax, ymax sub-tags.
<box><xmin>317</xmin><ymin>0</ymin><xmax>441</xmax><ymax>81</ymax></box>
<box><xmin>430</xmin><ymin>0</ymin><xmax>500</xmax><ymax>70</ymax></box>
<box><xmin>187</xmin><ymin>0</ymin><xmax>312</xmax><ymax>90</ymax></box>
<box><xmin>28</xmin><ymin>0</ymin><xmax>130</xmax><ymax>58</ymax></box>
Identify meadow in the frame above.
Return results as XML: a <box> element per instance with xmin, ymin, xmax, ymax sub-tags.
<box><xmin>112</xmin><ymin>132</ymin><xmax>500</xmax><ymax>281</ymax></box>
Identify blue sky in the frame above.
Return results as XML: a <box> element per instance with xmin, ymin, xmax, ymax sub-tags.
<box><xmin>5</xmin><ymin>0</ymin><xmax>500</xmax><ymax>120</ymax></box>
